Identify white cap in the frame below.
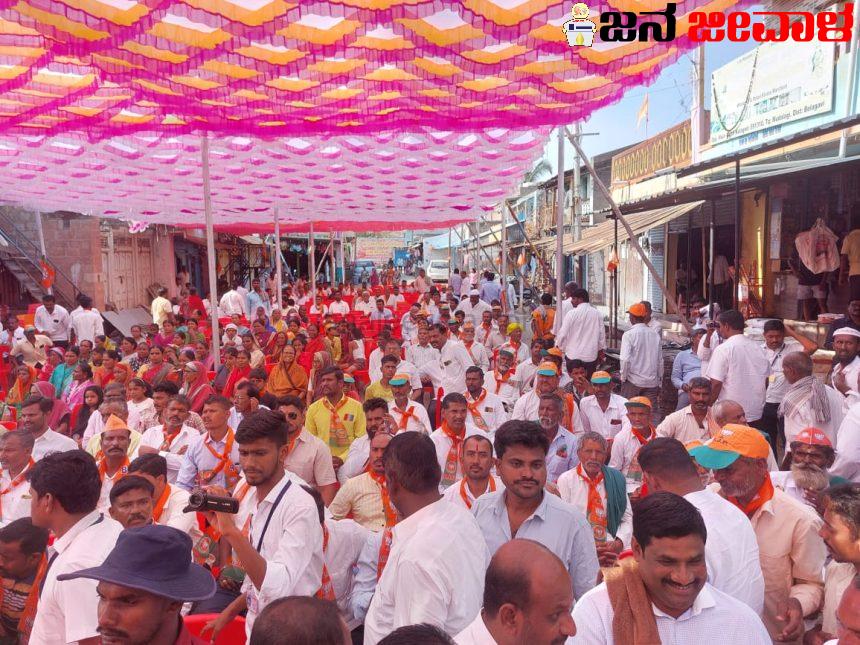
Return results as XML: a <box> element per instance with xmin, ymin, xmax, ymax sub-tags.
<box><xmin>225</xmin><ymin>323</ymin><xmax>238</xmax><ymax>331</ymax></box>
<box><xmin>469</xmin><ymin>289</ymin><xmax>480</xmax><ymax>296</ymax></box>
<box><xmin>834</xmin><ymin>327</ymin><xmax>860</xmax><ymax>339</ymax></box>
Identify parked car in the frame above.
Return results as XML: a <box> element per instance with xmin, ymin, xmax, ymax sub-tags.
<box><xmin>426</xmin><ymin>260</ymin><xmax>449</xmax><ymax>283</ymax></box>
<box><xmin>351</xmin><ymin>260</ymin><xmax>375</xmax><ymax>284</ymax></box>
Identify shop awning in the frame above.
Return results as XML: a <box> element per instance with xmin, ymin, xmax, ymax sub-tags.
<box><xmin>563</xmin><ymin>201</ymin><xmax>705</xmax><ymax>255</ymax></box>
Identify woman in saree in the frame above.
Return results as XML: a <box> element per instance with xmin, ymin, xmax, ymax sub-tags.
<box><xmin>152</xmin><ymin>319</ymin><xmax>179</xmax><ymax>349</ymax></box>
<box><xmin>49</xmin><ymin>346</ymin><xmax>80</xmax><ymax>401</ymax></box>
<box><xmin>37</xmin><ymin>347</ymin><xmax>64</xmax><ymax>382</ymax></box>
<box><xmin>251</xmin><ymin>319</ymin><xmax>272</xmax><ymax>355</ymax></box>
<box><xmin>181</xmin><ymin>360</ymin><xmax>214</xmax><ymax>414</ymax></box>
<box><xmin>306</xmin><ymin>350</ymin><xmax>334</xmax><ymax>406</ymax></box>
<box><xmin>69</xmin><ymin>384</ymin><xmax>102</xmax><ymax>444</ymax></box>
<box><xmin>293</xmin><ymin>335</ymin><xmax>312</xmax><ymax>373</ymax></box>
<box><xmin>305</xmin><ymin>323</ymin><xmax>326</xmax><ymax>357</ymax></box>
<box><xmin>212</xmin><ymin>346</ymin><xmax>237</xmax><ymax>394</ymax></box>
<box><xmin>267</xmin><ymin>331</ymin><xmax>289</xmax><ymax>362</ymax></box>
<box><xmin>112</xmin><ymin>362</ymin><xmax>133</xmax><ymax>389</ymax></box>
<box><xmin>267</xmin><ymin>344</ymin><xmax>308</xmax><ymax>399</ymax></box>
<box><xmin>222</xmin><ymin>349</ymin><xmax>252</xmax><ymax>399</ymax></box>
<box><xmin>138</xmin><ymin>345</ymin><xmax>172</xmax><ymax>388</ymax></box>
<box><xmin>30</xmin><ymin>381</ymin><xmax>71</xmax><ymax>435</ymax></box>
<box><xmin>63</xmin><ymin>361</ymin><xmax>95</xmax><ymax>410</ymax></box>
<box><xmin>194</xmin><ymin>340</ymin><xmax>215</xmax><ymax>372</ymax></box>
<box><xmin>6</xmin><ymin>364</ymin><xmax>37</xmax><ymax>412</ymax></box>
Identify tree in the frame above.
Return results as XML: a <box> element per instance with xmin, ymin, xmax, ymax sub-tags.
<box><xmin>523</xmin><ymin>158</ymin><xmax>552</xmax><ymax>184</ymax></box>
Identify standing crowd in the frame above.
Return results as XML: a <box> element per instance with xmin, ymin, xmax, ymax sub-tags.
<box><xmin>0</xmin><ymin>268</ymin><xmax>858</xmax><ymax>645</ymax></box>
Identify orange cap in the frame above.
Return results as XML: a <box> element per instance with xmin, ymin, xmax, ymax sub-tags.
<box><xmin>627</xmin><ymin>302</ymin><xmax>647</xmax><ymax>317</ymax></box>
<box><xmin>791</xmin><ymin>427</ymin><xmax>833</xmax><ymax>448</ymax></box>
<box><xmin>689</xmin><ymin>423</ymin><xmax>770</xmax><ymax>470</ymax></box>
<box><xmin>624</xmin><ymin>396</ymin><xmax>652</xmax><ymax>409</ymax></box>
<box><xmin>103</xmin><ymin>414</ymin><xmax>131</xmax><ymax>434</ymax></box>
<box><xmin>536</xmin><ymin>361</ymin><xmax>559</xmax><ymax>376</ymax></box>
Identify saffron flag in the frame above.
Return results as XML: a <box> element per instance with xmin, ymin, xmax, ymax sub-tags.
<box><xmin>636</xmin><ymin>94</ymin><xmax>649</xmax><ymax>129</ymax></box>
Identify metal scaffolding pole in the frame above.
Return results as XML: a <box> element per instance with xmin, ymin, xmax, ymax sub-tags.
<box><xmin>554</xmin><ymin>127</ymin><xmax>565</xmax><ymax>335</ymax></box>
<box><xmin>505</xmin><ymin>203</ymin><xmax>555</xmax><ymax>287</ymax></box>
<box><xmin>447</xmin><ymin>228</ymin><xmax>452</xmax><ymax>283</ymax></box>
<box><xmin>733</xmin><ymin>159</ymin><xmax>740</xmax><ymax>310</ymax></box>
<box><xmin>309</xmin><ymin>222</ymin><xmax>316</xmax><ymax>296</ymax></box>
<box><xmin>501</xmin><ymin>208</ymin><xmax>508</xmax><ymax>311</ymax></box>
<box><xmin>201</xmin><ymin>135</ymin><xmax>220</xmax><ymax>365</ymax></box>
<box><xmin>564</xmin><ymin>127</ymin><xmax>692</xmax><ymax>334</ymax></box>
<box><xmin>274</xmin><ymin>207</ymin><xmax>282</xmax><ymax>310</ymax></box>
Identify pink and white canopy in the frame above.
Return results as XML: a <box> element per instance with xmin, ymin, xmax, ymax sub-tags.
<box><xmin>0</xmin><ymin>127</ymin><xmax>549</xmax><ymax>230</ymax></box>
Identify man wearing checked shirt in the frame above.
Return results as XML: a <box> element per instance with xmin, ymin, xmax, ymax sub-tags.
<box><xmin>305</xmin><ymin>366</ymin><xmax>366</xmax><ymax>472</ymax></box>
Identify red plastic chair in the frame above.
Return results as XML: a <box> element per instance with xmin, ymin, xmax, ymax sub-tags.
<box><xmin>353</xmin><ymin>369</ymin><xmax>370</xmax><ymax>385</ymax></box>
<box><xmin>1</xmin><ymin>421</ymin><xmax>16</xmax><ymax>430</ymax></box>
<box><xmin>184</xmin><ymin>614</ymin><xmax>246</xmax><ymax>644</ymax></box>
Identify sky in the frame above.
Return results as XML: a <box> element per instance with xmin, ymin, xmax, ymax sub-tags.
<box><xmin>541</xmin><ymin>40</ymin><xmax>759</xmax><ymax>174</ymax></box>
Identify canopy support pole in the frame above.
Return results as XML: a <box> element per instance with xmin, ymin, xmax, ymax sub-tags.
<box><xmin>709</xmin><ymin>200</ymin><xmax>716</xmax><ymax>320</ymax></box>
<box><xmin>202</xmin><ymin>135</ymin><xmax>220</xmax><ymax>366</ymax></box>
<box><xmin>612</xmin><ymin>218</ymin><xmax>619</xmax><ymax>347</ymax></box>
<box><xmin>34</xmin><ymin>211</ymin><xmax>50</xmax><ymax>295</ymax></box>
<box><xmin>501</xmin><ymin>207</ymin><xmax>508</xmax><ymax>311</ymax></box>
<box><xmin>564</xmin><ymin>127</ymin><xmax>691</xmax><ymax>335</ymax></box>
<box><xmin>733</xmin><ymin>159</ymin><xmax>740</xmax><ymax>310</ymax></box>
<box><xmin>447</xmin><ymin>228</ymin><xmax>452</xmax><ymax>284</ymax></box>
<box><xmin>316</xmin><ymin>237</ymin><xmax>333</xmax><ymax>278</ymax></box>
<box><xmin>310</xmin><ymin>222</ymin><xmax>316</xmax><ymax>296</ymax></box>
<box><xmin>480</xmin><ymin>216</ymin><xmax>533</xmax><ymax>302</ymax></box>
<box><xmin>554</xmin><ymin>127</ymin><xmax>564</xmax><ymax>335</ymax></box>
<box><xmin>505</xmin><ymin>203</ymin><xmax>554</xmax><ymax>287</ymax></box>
<box><xmin>274</xmin><ymin>207</ymin><xmax>282</xmax><ymax>309</ymax></box>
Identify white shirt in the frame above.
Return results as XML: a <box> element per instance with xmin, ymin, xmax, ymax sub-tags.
<box><xmin>465</xmin><ymin>389</ymin><xmax>509</xmax><ymax>435</ymax></box>
<box><xmin>388</xmin><ymin>400</ymin><xmax>433</xmax><ymax>435</ymax></box>
<box><xmin>511</xmin><ymin>390</ymin><xmax>583</xmax><ymax>433</ymax></box>
<box><xmin>355</xmin><ymin>299</ymin><xmax>375</xmax><ymax>315</ymax></box>
<box><xmin>154</xmin><ymin>484</ymin><xmax>197</xmax><ymax>536</ymax></box>
<box><xmin>557</xmin><ymin>468</ymin><xmax>633</xmax><ymax>547</ymax></box>
<box><xmin>514</xmin><ymin>359</ymin><xmax>540</xmax><ymax>394</ymax></box>
<box><xmin>763</xmin><ymin>339</ymin><xmax>803</xmax><ymax>404</ymax></box>
<box><xmin>422</xmin><ymin>340</ymin><xmax>474</xmax><ymax>396</ymax></box>
<box><xmin>329</xmin><ymin>300</ymin><xmax>350</xmax><ymax>315</ymax></box>
<box><xmin>70</xmin><ymin>309</ymin><xmax>104</xmax><ymax>344</ymax></box>
<box><xmin>782</xmin><ymin>384</ymin><xmax>843</xmax><ymax>448</ymax></box>
<box><xmin>138</xmin><ymin>424</ymin><xmax>200</xmax><ymax>483</ymax></box>
<box><xmin>832</xmin><ymin>355</ymin><xmax>860</xmax><ymax>408</ymax></box>
<box><xmin>831</xmin><ymin>400</ymin><xmax>860</xmax><ymax>482</ymax></box>
<box><xmin>455</xmin><ymin>614</ymin><xmax>498</xmax><ymax>645</ymax></box>
<box><xmin>708</xmin><ymin>333</ymin><xmax>771</xmax><ymax>422</ymax></box>
<box><xmin>405</xmin><ymin>342</ymin><xmax>440</xmax><ymax>368</ymax></box>
<box><xmin>370</xmin><ymin>358</ymin><xmax>422</xmax><ymax>391</ymax></box>
<box><xmin>219</xmin><ymin>290</ymin><xmax>247</xmax><ymax>317</ymax></box>
<box><xmin>619</xmin><ymin>323</ymin><xmax>663</xmax><ymax>388</ymax></box>
<box><xmin>579</xmin><ymin>394</ymin><xmax>630</xmax><ymax>439</ymax></box>
<box><xmin>462</xmin><ymin>341</ymin><xmax>491</xmax><ymax>372</ymax></box>
<box><xmin>556</xmin><ymin>303</ymin><xmax>606</xmax><ymax>362</ymax></box>
<box><xmin>683</xmin><ymin>489</ymin><xmax>765</xmax><ymax>614</ymax></box>
<box><xmin>570</xmin><ymin>582</ymin><xmax>771</xmax><ymax>645</ymax></box>
<box><xmin>83</xmin><ymin>407</ymin><xmax>143</xmax><ymax>444</ymax></box>
<box><xmin>455</xmin><ymin>299</ymin><xmax>493</xmax><ymax>327</ymax></box>
<box><xmin>486</xmin><ymin>370</ymin><xmax>520</xmax><ymax>410</ymax></box>
<box><xmin>364</xmin><ymin>499</ymin><xmax>490</xmax><ymax>645</ymax></box>
<box><xmin>0</xmin><ymin>462</ymin><xmax>34</xmax><ymax>527</ymax></box>
<box><xmin>31</xmin><ymin>511</ymin><xmax>123</xmax><ymax>644</ymax></box>
<box><xmin>309</xmin><ymin>303</ymin><xmax>329</xmax><ymax>315</ymax></box>
<box><xmin>32</xmin><ymin>429</ymin><xmax>78</xmax><ymax>461</ymax></box>
<box><xmin>338</xmin><ymin>434</ymin><xmax>369</xmax><ymax>484</ymax></box>
<box><xmin>429</xmin><ymin>424</ymin><xmax>487</xmax><ymax>487</ymax></box>
<box><xmin>240</xmin><ymin>472</ymin><xmax>324</xmax><ymax>637</ymax></box>
<box><xmin>34</xmin><ymin>304</ymin><xmax>70</xmax><ymax>342</ymax></box>
<box><xmin>442</xmin><ymin>476</ymin><xmax>504</xmax><ymax>510</ymax></box>
<box><xmin>608</xmin><ymin>427</ymin><xmax>650</xmax><ymax>493</ymax></box>
<box><xmin>324</xmin><ymin>518</ymin><xmax>369</xmax><ymax>630</ymax></box>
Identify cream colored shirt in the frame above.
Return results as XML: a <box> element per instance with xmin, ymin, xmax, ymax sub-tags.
<box><xmin>556</xmin><ymin>467</ymin><xmax>633</xmax><ymax>547</ymax></box>
<box><xmin>655</xmin><ymin>406</ymin><xmax>718</xmax><ymax>445</ymax></box>
<box><xmin>284</xmin><ymin>429</ymin><xmax>337</xmax><ymax>488</ymax></box>
<box><xmin>329</xmin><ymin>472</ymin><xmax>385</xmax><ymax>532</ymax></box>
<box><xmin>388</xmin><ymin>400</ymin><xmax>433</xmax><ymax>435</ymax></box>
<box><xmin>711</xmin><ymin>484</ymin><xmax>825</xmax><ymax>643</ymax></box>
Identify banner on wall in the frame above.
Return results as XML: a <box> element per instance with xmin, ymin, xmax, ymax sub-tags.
<box><xmin>710</xmin><ymin>40</ymin><xmax>834</xmax><ymax>144</ymax></box>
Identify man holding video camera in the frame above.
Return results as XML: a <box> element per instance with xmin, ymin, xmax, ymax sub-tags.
<box><xmin>200</xmin><ymin>409</ymin><xmax>324</xmax><ymax>640</ymax></box>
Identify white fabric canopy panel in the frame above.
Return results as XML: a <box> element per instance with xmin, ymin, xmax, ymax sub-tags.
<box><xmin>0</xmin><ymin>127</ymin><xmax>549</xmax><ymax>232</ymax></box>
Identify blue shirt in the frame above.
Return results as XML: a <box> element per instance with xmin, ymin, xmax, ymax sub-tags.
<box><xmin>247</xmin><ymin>290</ymin><xmax>271</xmax><ymax>317</ymax></box>
<box><xmin>545</xmin><ymin>426</ymin><xmax>580</xmax><ymax>484</ymax></box>
<box><xmin>671</xmin><ymin>348</ymin><xmax>702</xmax><ymax>390</ymax></box>
<box><xmin>479</xmin><ymin>280</ymin><xmax>502</xmax><ymax>304</ymax></box>
<box><xmin>472</xmin><ymin>490</ymin><xmax>599</xmax><ymax>600</ymax></box>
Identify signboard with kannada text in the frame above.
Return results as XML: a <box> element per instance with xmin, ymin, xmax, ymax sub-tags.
<box><xmin>610</xmin><ymin>121</ymin><xmax>691</xmax><ymax>185</ymax></box>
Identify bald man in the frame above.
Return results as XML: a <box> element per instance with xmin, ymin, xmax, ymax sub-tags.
<box><xmin>455</xmin><ymin>538</ymin><xmax>576</xmax><ymax>645</ymax></box>
<box><xmin>710</xmin><ymin>399</ymin><xmax>779</xmax><ymax>471</ymax></box>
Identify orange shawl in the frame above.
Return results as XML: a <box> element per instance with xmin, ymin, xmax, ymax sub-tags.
<box><xmin>268</xmin><ymin>359</ymin><xmax>309</xmax><ymax>398</ymax></box>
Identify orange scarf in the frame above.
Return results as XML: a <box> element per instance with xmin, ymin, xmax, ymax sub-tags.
<box><xmin>316</xmin><ymin>524</ymin><xmax>336</xmax><ymax>601</ymax></box>
<box><xmin>368</xmin><ymin>468</ymin><xmax>397</xmax><ymax>527</ymax></box>
<box><xmin>492</xmin><ymin>370</ymin><xmax>511</xmax><ymax>395</ymax></box>
<box><xmin>199</xmin><ymin>429</ymin><xmax>240</xmax><ymax>490</ymax></box>
<box><xmin>17</xmin><ymin>553</ymin><xmax>47</xmax><ymax>642</ymax></box>
<box><xmin>98</xmin><ymin>456</ymin><xmax>129</xmax><ymax>483</ymax></box>
<box><xmin>322</xmin><ymin>396</ymin><xmax>351</xmax><ymax>449</ymax></box>
<box><xmin>480</xmin><ymin>324</ymin><xmax>493</xmax><ymax>344</ymax></box>
<box><xmin>160</xmin><ymin>427</ymin><xmax>181</xmax><ymax>452</ymax></box>
<box><xmin>152</xmin><ymin>484</ymin><xmax>171</xmax><ymax>523</ymax></box>
<box><xmin>459</xmin><ymin>476</ymin><xmax>496</xmax><ymax>509</ymax></box>
<box><xmin>377</xmin><ymin>525</ymin><xmax>394</xmax><ymax>581</ymax></box>
<box><xmin>577</xmin><ymin>465</ymin><xmax>608</xmax><ymax>542</ymax></box>
<box><xmin>726</xmin><ymin>475</ymin><xmax>775</xmax><ymax>519</ymax></box>
<box><xmin>393</xmin><ymin>403</ymin><xmax>415</xmax><ymax>431</ymax></box>
<box><xmin>440</xmin><ymin>421</ymin><xmax>464</xmax><ymax>488</ymax></box>
<box><xmin>0</xmin><ymin>458</ymin><xmax>34</xmax><ymax>520</ymax></box>
<box><xmin>630</xmin><ymin>426</ymin><xmax>654</xmax><ymax>446</ymax></box>
<box><xmin>466</xmin><ymin>389</ymin><xmax>489</xmax><ymax>431</ymax></box>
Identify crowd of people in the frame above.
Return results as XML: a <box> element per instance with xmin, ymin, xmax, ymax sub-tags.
<box><xmin>0</xmin><ymin>270</ymin><xmax>858</xmax><ymax>645</ymax></box>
